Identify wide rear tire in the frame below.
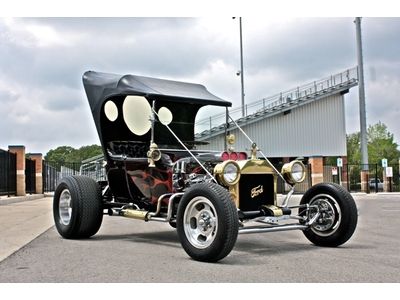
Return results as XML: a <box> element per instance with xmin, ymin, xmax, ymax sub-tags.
<box><xmin>53</xmin><ymin>175</ymin><xmax>103</xmax><ymax>239</ymax></box>
<box><xmin>176</xmin><ymin>183</ymin><xmax>238</xmax><ymax>262</ymax></box>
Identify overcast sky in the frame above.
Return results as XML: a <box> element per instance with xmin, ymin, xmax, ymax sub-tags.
<box><xmin>0</xmin><ymin>16</ymin><xmax>399</xmax><ymax>155</ymax></box>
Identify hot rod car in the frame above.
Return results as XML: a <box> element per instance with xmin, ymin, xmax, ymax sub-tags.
<box><xmin>53</xmin><ymin>71</ymin><xmax>358</xmax><ymax>262</ymax></box>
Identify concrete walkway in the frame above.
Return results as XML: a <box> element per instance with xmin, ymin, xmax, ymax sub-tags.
<box><xmin>0</xmin><ymin>197</ymin><xmax>53</xmax><ymax>262</ymax></box>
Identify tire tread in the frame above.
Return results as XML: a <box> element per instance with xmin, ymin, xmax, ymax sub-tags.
<box><xmin>177</xmin><ymin>182</ymin><xmax>238</xmax><ymax>262</ymax></box>
<box><xmin>53</xmin><ymin>175</ymin><xmax>103</xmax><ymax>239</ymax></box>
<box><xmin>300</xmin><ymin>182</ymin><xmax>357</xmax><ymax>247</ymax></box>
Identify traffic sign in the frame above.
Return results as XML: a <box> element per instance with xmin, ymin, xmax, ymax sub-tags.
<box><xmin>332</xmin><ymin>167</ymin><xmax>338</xmax><ymax>176</ymax></box>
<box><xmin>386</xmin><ymin>167</ymin><xmax>393</xmax><ymax>177</ymax></box>
<box><xmin>337</xmin><ymin>158</ymin><xmax>343</xmax><ymax>167</ymax></box>
<box><xmin>382</xmin><ymin>158</ymin><xmax>388</xmax><ymax>168</ymax></box>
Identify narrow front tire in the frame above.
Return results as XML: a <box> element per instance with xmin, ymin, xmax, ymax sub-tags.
<box><xmin>300</xmin><ymin>183</ymin><xmax>358</xmax><ymax>247</ymax></box>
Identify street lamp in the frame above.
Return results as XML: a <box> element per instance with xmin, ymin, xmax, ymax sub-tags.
<box><xmin>233</xmin><ymin>17</ymin><xmax>245</xmax><ymax>117</ymax></box>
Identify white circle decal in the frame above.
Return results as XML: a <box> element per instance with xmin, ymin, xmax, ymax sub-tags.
<box><xmin>104</xmin><ymin>100</ymin><xmax>118</xmax><ymax>122</ymax></box>
<box><xmin>122</xmin><ymin>95</ymin><xmax>152</xmax><ymax>136</ymax></box>
<box><xmin>158</xmin><ymin>107</ymin><xmax>173</xmax><ymax>125</ymax></box>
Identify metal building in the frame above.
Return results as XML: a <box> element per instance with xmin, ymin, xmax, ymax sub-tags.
<box><xmin>195</xmin><ymin>67</ymin><xmax>359</xmax><ymax>159</ymax></box>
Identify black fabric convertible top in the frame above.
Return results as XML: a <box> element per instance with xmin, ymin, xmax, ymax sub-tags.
<box><xmin>82</xmin><ymin>71</ymin><xmax>231</xmax><ymax>151</ymax></box>
<box><xmin>82</xmin><ymin>71</ymin><xmax>231</xmax><ymax>109</ymax></box>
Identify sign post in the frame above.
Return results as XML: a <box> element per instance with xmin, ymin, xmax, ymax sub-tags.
<box><xmin>337</xmin><ymin>158</ymin><xmax>343</xmax><ymax>186</ymax></box>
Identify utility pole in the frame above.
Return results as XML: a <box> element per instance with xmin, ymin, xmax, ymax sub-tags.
<box><xmin>355</xmin><ymin>17</ymin><xmax>369</xmax><ymax>192</ymax></box>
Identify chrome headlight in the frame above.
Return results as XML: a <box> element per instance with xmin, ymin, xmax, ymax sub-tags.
<box><xmin>214</xmin><ymin>160</ymin><xmax>241</xmax><ymax>186</ymax></box>
<box><xmin>282</xmin><ymin>160</ymin><xmax>306</xmax><ymax>185</ymax></box>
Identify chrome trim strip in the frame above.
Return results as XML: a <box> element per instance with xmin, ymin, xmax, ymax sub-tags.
<box><xmin>239</xmin><ymin>223</ymin><xmax>308</xmax><ymax>234</ymax></box>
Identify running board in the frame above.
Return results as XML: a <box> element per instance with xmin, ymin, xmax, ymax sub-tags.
<box><xmin>238</xmin><ymin>223</ymin><xmax>308</xmax><ymax>234</ymax></box>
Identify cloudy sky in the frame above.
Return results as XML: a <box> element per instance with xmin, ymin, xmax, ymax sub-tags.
<box><xmin>0</xmin><ymin>16</ymin><xmax>399</xmax><ymax>155</ymax></box>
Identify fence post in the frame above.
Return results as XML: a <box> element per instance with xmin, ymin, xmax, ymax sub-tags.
<box><xmin>8</xmin><ymin>145</ymin><xmax>26</xmax><ymax>196</ymax></box>
<box><xmin>6</xmin><ymin>150</ymin><xmax>10</xmax><ymax>197</ymax></box>
<box><xmin>29</xmin><ymin>153</ymin><xmax>43</xmax><ymax>194</ymax></box>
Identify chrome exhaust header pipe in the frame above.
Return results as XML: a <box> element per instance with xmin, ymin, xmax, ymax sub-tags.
<box><xmin>108</xmin><ymin>192</ymin><xmax>184</xmax><ymax>222</ymax></box>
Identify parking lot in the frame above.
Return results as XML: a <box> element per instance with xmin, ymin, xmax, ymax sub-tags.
<box><xmin>0</xmin><ymin>193</ymin><xmax>399</xmax><ymax>282</ymax></box>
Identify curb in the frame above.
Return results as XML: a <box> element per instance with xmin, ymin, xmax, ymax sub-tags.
<box><xmin>0</xmin><ymin>194</ymin><xmax>46</xmax><ymax>206</ymax></box>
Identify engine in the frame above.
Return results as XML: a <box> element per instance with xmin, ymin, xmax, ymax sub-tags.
<box><xmin>172</xmin><ymin>154</ymin><xmax>222</xmax><ymax>191</ymax></box>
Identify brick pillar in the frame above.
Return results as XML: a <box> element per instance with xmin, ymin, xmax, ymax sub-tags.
<box><xmin>29</xmin><ymin>153</ymin><xmax>43</xmax><ymax>194</ymax></box>
<box><xmin>361</xmin><ymin>170</ymin><xmax>370</xmax><ymax>193</ymax></box>
<box><xmin>309</xmin><ymin>156</ymin><xmax>324</xmax><ymax>186</ymax></box>
<box><xmin>8</xmin><ymin>145</ymin><xmax>26</xmax><ymax>196</ymax></box>
<box><xmin>341</xmin><ymin>156</ymin><xmax>348</xmax><ymax>190</ymax></box>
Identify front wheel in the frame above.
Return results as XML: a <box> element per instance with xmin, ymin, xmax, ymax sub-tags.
<box><xmin>299</xmin><ymin>183</ymin><xmax>358</xmax><ymax>247</ymax></box>
<box><xmin>176</xmin><ymin>183</ymin><xmax>238</xmax><ymax>262</ymax></box>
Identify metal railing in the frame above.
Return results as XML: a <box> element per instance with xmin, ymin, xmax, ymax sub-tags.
<box><xmin>42</xmin><ymin>161</ymin><xmax>81</xmax><ymax>192</ymax></box>
<box><xmin>0</xmin><ymin>149</ymin><xmax>16</xmax><ymax>196</ymax></box>
<box><xmin>43</xmin><ymin>156</ymin><xmax>107</xmax><ymax>192</ymax></box>
<box><xmin>324</xmin><ymin>163</ymin><xmax>400</xmax><ymax>193</ymax></box>
<box><xmin>79</xmin><ymin>154</ymin><xmax>107</xmax><ymax>181</ymax></box>
<box><xmin>25</xmin><ymin>157</ymin><xmax>36</xmax><ymax>194</ymax></box>
<box><xmin>195</xmin><ymin>67</ymin><xmax>358</xmax><ymax>135</ymax></box>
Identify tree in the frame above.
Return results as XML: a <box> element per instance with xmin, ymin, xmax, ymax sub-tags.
<box><xmin>45</xmin><ymin>145</ymin><xmax>103</xmax><ymax>163</ymax></box>
<box><xmin>347</xmin><ymin>121</ymin><xmax>400</xmax><ymax>165</ymax></box>
<box><xmin>44</xmin><ymin>146</ymin><xmax>75</xmax><ymax>163</ymax></box>
<box><xmin>367</xmin><ymin>122</ymin><xmax>399</xmax><ymax>166</ymax></box>
<box><xmin>346</xmin><ymin>132</ymin><xmax>361</xmax><ymax>165</ymax></box>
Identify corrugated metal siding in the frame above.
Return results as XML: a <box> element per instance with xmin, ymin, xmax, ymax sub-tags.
<box><xmin>197</xmin><ymin>94</ymin><xmax>347</xmax><ymax>157</ymax></box>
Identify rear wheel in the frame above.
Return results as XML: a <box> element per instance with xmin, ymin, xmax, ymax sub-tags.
<box><xmin>53</xmin><ymin>176</ymin><xmax>103</xmax><ymax>239</ymax></box>
<box><xmin>176</xmin><ymin>183</ymin><xmax>238</xmax><ymax>262</ymax></box>
<box><xmin>299</xmin><ymin>183</ymin><xmax>358</xmax><ymax>247</ymax></box>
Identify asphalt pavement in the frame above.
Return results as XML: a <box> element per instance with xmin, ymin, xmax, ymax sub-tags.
<box><xmin>0</xmin><ymin>193</ymin><xmax>399</xmax><ymax>282</ymax></box>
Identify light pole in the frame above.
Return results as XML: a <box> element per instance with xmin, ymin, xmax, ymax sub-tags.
<box><xmin>234</xmin><ymin>17</ymin><xmax>245</xmax><ymax>117</ymax></box>
<box><xmin>355</xmin><ymin>17</ymin><xmax>369</xmax><ymax>192</ymax></box>
<box><xmin>239</xmin><ymin>17</ymin><xmax>245</xmax><ymax>117</ymax></box>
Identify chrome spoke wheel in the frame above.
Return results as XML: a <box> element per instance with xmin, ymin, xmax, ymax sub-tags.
<box><xmin>59</xmin><ymin>189</ymin><xmax>72</xmax><ymax>226</ymax></box>
<box><xmin>300</xmin><ymin>183</ymin><xmax>358</xmax><ymax>247</ymax></box>
<box><xmin>183</xmin><ymin>197</ymin><xmax>218</xmax><ymax>249</ymax></box>
<box><xmin>309</xmin><ymin>194</ymin><xmax>341</xmax><ymax>237</ymax></box>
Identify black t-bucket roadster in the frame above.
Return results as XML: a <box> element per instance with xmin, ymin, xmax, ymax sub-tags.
<box><xmin>53</xmin><ymin>71</ymin><xmax>358</xmax><ymax>262</ymax></box>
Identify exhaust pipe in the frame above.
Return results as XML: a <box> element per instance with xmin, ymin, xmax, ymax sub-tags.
<box><xmin>120</xmin><ymin>209</ymin><xmax>149</xmax><ymax>221</ymax></box>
